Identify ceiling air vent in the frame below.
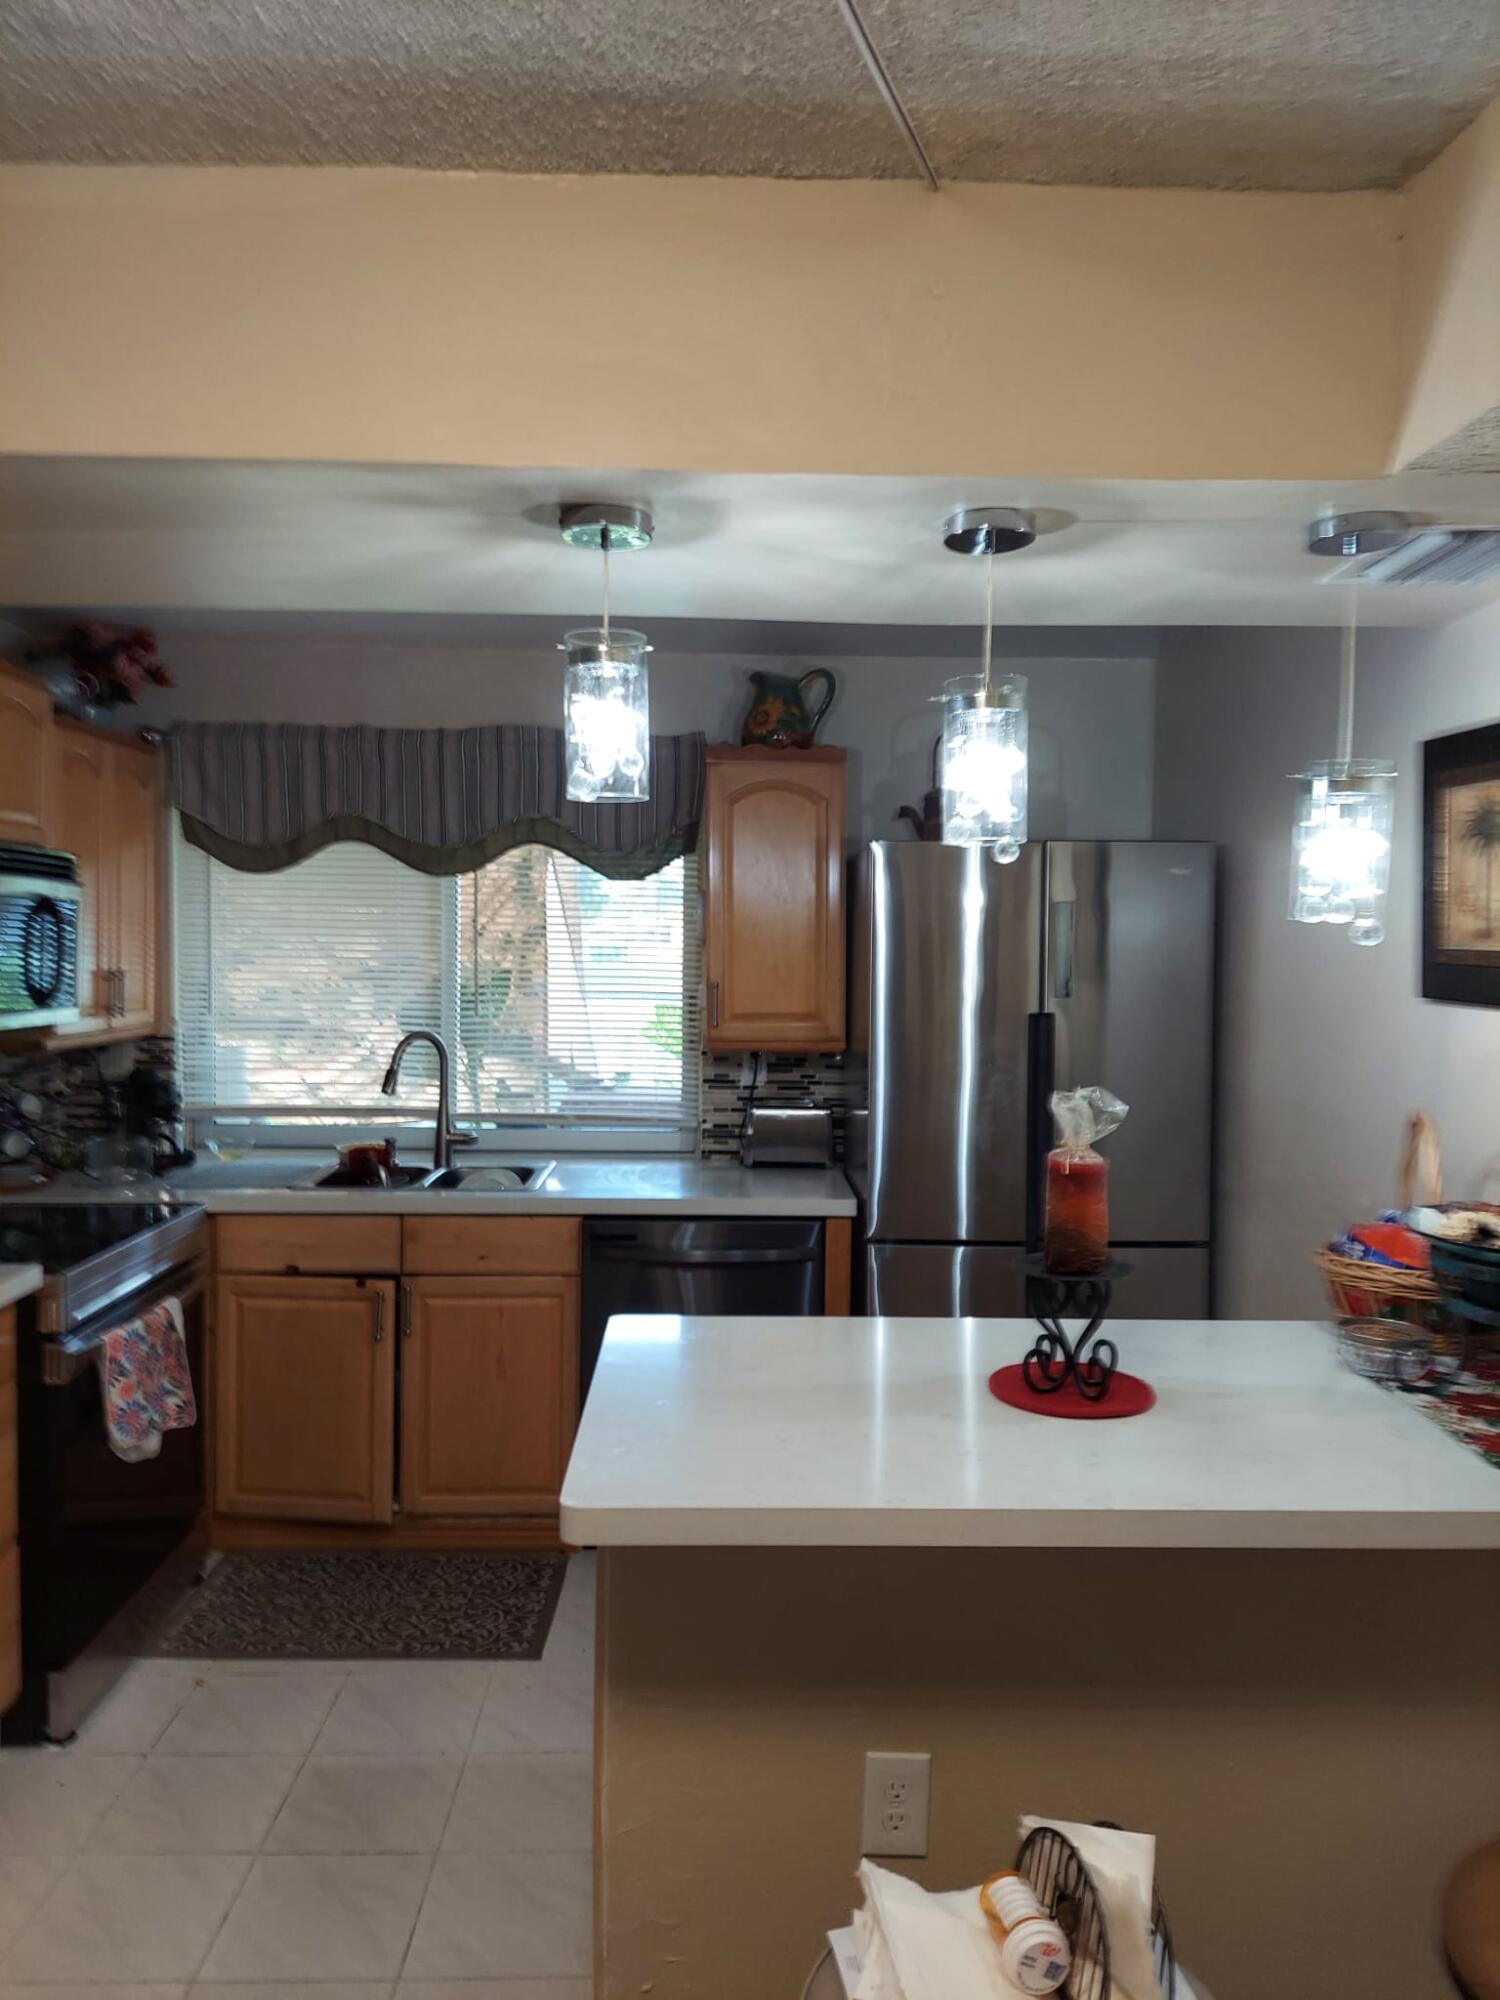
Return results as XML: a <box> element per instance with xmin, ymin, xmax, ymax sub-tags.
<box><xmin>1353</xmin><ymin>528</ymin><xmax>1500</xmax><ymax>586</ymax></box>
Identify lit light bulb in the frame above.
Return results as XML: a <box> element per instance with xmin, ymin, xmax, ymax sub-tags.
<box><xmin>1289</xmin><ymin>760</ymin><xmax>1395</xmax><ymax>944</ymax></box>
<box><xmin>562</xmin><ymin>629</ymin><xmax>651</xmax><ymax>804</ymax></box>
<box><xmin>940</xmin><ymin>674</ymin><xmax>1028</xmax><ymax>858</ymax></box>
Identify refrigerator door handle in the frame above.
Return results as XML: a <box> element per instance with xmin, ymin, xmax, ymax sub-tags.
<box><xmin>1049</xmin><ymin>897</ymin><xmax>1075</xmax><ymax>1000</ymax></box>
<box><xmin>1025</xmin><ymin>1011</ymin><xmax>1056</xmax><ymax>1251</ymax></box>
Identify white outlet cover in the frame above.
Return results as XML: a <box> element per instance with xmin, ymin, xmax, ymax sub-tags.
<box><xmin>861</xmin><ymin>1750</ymin><xmax>931</xmax><ymax>1858</ymax></box>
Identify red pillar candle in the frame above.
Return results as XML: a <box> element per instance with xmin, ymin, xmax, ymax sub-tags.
<box><xmin>1043</xmin><ymin>1148</ymin><xmax>1110</xmax><ymax>1274</ymax></box>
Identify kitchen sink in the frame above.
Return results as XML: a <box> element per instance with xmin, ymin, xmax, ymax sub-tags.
<box><xmin>301</xmin><ymin>1161</ymin><xmax>555</xmax><ymax>1192</ymax></box>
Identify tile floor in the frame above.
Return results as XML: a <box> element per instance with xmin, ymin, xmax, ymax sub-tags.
<box><xmin>0</xmin><ymin>1555</ymin><xmax>594</xmax><ymax>2000</ymax></box>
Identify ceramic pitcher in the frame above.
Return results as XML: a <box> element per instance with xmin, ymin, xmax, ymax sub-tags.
<box><xmin>740</xmin><ymin>668</ymin><xmax>837</xmax><ymax>749</ymax></box>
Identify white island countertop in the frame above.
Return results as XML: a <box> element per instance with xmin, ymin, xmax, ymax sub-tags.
<box><xmin>0</xmin><ymin>1264</ymin><xmax>44</xmax><ymax>1311</ymax></box>
<box><xmin>34</xmin><ymin>1155</ymin><xmax>856</xmax><ymax>1218</ymax></box>
<box><xmin>561</xmin><ymin>1315</ymin><xmax>1500</xmax><ymax>1551</ymax></box>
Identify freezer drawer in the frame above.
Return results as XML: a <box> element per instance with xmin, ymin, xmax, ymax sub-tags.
<box><xmin>866</xmin><ymin>1242</ymin><xmax>1210</xmax><ymax>1319</ymax></box>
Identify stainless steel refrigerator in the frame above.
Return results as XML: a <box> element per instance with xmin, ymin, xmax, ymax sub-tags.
<box><xmin>854</xmin><ymin>839</ymin><xmax>1215</xmax><ymax>1318</ymax></box>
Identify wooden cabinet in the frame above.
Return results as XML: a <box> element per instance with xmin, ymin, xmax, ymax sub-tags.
<box><xmin>703</xmin><ymin>746</ymin><xmax>846</xmax><ymax>1052</ymax></box>
<box><xmin>109</xmin><ymin>737</ymin><xmax>162</xmax><ymax>1034</ymax></box>
<box><xmin>0</xmin><ymin>661</ymin><xmax>51</xmax><ymax>848</ymax></box>
<box><xmin>44</xmin><ymin>721</ymin><xmax>165</xmax><ymax>1043</ymax></box>
<box><xmin>214</xmin><ymin>1276</ymin><xmax>396</xmax><ymax>1523</ymax></box>
<box><xmin>400</xmin><ymin>1276</ymin><xmax>579</xmax><ymax>1517</ymax></box>
<box><xmin>47</xmin><ymin>724</ymin><xmax>110</xmax><ymax>1025</ymax></box>
<box><xmin>0</xmin><ymin>1306</ymin><xmax>18</xmax><ymax>1714</ymax></box>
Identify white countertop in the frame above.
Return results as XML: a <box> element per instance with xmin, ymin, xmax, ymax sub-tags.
<box><xmin>560</xmin><ymin>1315</ymin><xmax>1500</xmax><ymax>1551</ymax></box>
<box><xmin>43</xmin><ymin>1154</ymin><xmax>856</xmax><ymax>1218</ymax></box>
<box><xmin>0</xmin><ymin>1263</ymin><xmax>44</xmax><ymax>1311</ymax></box>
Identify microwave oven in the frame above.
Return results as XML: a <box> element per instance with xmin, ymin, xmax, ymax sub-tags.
<box><xmin>0</xmin><ymin>845</ymin><xmax>82</xmax><ymax>1031</ymax></box>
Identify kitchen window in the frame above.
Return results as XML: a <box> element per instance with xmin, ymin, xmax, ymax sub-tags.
<box><xmin>174</xmin><ymin>824</ymin><xmax>702</xmax><ymax>1152</ymax></box>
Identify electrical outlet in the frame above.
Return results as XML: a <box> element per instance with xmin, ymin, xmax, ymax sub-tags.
<box><xmin>861</xmin><ymin>1751</ymin><xmax>931</xmax><ymax>1858</ymax></box>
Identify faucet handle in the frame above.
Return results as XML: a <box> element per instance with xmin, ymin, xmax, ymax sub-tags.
<box><xmin>448</xmin><ymin>1127</ymin><xmax>480</xmax><ymax>1148</ymax></box>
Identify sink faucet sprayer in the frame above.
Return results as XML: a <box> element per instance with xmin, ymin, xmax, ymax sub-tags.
<box><xmin>380</xmin><ymin>1031</ymin><xmax>478</xmax><ymax>1173</ymax></box>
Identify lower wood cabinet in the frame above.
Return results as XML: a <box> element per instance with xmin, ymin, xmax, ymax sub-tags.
<box><xmin>399</xmin><ymin>1276</ymin><xmax>580</xmax><ymax>1517</ymax></box>
<box><xmin>214</xmin><ymin>1276</ymin><xmax>397</xmax><ymax>1524</ymax></box>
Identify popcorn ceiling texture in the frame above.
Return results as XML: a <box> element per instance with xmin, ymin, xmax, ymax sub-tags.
<box><xmin>1402</xmin><ymin>405</ymin><xmax>1500</xmax><ymax>476</ymax></box>
<box><xmin>3</xmin><ymin>0</ymin><xmax>1497</xmax><ymax>190</ymax></box>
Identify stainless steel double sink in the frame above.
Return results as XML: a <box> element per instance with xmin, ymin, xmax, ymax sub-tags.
<box><xmin>297</xmin><ymin>1161</ymin><xmax>556</xmax><ymax>1193</ymax></box>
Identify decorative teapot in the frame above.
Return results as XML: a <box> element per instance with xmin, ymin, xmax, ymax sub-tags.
<box><xmin>740</xmin><ymin>668</ymin><xmax>837</xmax><ymax>749</ymax></box>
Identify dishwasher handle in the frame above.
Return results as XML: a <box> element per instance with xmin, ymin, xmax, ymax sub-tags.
<box><xmin>587</xmin><ymin>1242</ymin><xmax>819</xmax><ymax>1267</ymax></box>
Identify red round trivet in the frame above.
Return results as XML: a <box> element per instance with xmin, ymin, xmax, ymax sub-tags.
<box><xmin>988</xmin><ymin>1363</ymin><xmax>1157</xmax><ymax>1419</ymax></box>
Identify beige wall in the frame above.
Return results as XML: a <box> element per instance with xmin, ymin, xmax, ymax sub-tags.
<box><xmin>1394</xmin><ymin>94</ymin><xmax>1500</xmax><ymax>467</ymax></box>
<box><xmin>0</xmin><ymin>166</ymin><xmax>1397</xmax><ymax>480</ymax></box>
<box><xmin>598</xmin><ymin>1546</ymin><xmax>1500</xmax><ymax>2000</ymax></box>
<box><xmin>1154</xmin><ymin>598</ymin><xmax>1500</xmax><ymax>1318</ymax></box>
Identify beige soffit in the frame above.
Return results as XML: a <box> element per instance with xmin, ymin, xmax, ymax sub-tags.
<box><xmin>2</xmin><ymin>0</ymin><xmax>1498</xmax><ymax>191</ymax></box>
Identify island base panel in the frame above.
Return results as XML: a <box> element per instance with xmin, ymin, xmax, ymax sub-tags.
<box><xmin>596</xmin><ymin>1545</ymin><xmax>1500</xmax><ymax>2000</ymax></box>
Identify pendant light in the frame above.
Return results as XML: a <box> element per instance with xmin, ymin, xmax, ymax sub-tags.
<box><xmin>1290</xmin><ymin>512</ymin><xmax>1407</xmax><ymax>947</ymax></box>
<box><xmin>558</xmin><ymin>502</ymin><xmax>654</xmax><ymax>804</ymax></box>
<box><xmin>938</xmin><ymin>507</ymin><xmax>1034</xmax><ymax>860</ymax></box>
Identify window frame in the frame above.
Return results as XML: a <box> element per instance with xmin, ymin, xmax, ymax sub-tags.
<box><xmin>172</xmin><ymin>818</ymin><xmax>702</xmax><ymax>1157</ymax></box>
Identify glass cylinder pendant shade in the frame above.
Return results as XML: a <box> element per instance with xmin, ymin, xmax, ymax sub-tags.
<box><xmin>1289</xmin><ymin>758</ymin><xmax>1396</xmax><ymax>946</ymax></box>
<box><xmin>940</xmin><ymin>673</ymin><xmax>1028</xmax><ymax>860</ymax></box>
<box><xmin>562</xmin><ymin>627</ymin><xmax>651</xmax><ymax>803</ymax></box>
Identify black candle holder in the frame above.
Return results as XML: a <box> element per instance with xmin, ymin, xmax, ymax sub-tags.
<box><xmin>1021</xmin><ymin>1254</ymin><xmax>1134</xmax><ymax>1403</ymax></box>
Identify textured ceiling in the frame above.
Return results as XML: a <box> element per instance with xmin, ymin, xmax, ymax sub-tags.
<box><xmin>3</xmin><ymin>457</ymin><xmax>1499</xmax><ymax>629</ymax></box>
<box><xmin>3</xmin><ymin>0</ymin><xmax>1498</xmax><ymax>190</ymax></box>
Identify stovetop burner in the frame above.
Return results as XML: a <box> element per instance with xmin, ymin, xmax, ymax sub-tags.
<box><xmin>0</xmin><ymin>1203</ymin><xmax>187</xmax><ymax>1273</ymax></box>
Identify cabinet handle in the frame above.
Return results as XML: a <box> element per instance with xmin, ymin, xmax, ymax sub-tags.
<box><xmin>373</xmin><ymin>1291</ymin><xmax>386</xmax><ymax>1343</ymax></box>
<box><xmin>709</xmin><ymin>979</ymin><xmax>720</xmax><ymax>1030</ymax></box>
<box><xmin>401</xmin><ymin>1282</ymin><xmax>413</xmax><ymax>1339</ymax></box>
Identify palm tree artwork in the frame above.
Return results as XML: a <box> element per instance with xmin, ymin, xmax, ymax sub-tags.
<box><xmin>1461</xmin><ymin>793</ymin><xmax>1500</xmax><ymax>941</ymax></box>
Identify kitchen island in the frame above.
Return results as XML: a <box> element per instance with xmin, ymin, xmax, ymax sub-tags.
<box><xmin>562</xmin><ymin>1315</ymin><xmax>1500</xmax><ymax>2000</ymax></box>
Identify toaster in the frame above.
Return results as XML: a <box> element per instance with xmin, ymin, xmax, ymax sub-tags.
<box><xmin>739</xmin><ymin>1105</ymin><xmax>834</xmax><ymax>1168</ymax></box>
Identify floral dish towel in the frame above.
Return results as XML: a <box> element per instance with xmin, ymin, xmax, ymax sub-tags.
<box><xmin>96</xmin><ymin>1295</ymin><xmax>197</xmax><ymax>1462</ymax></box>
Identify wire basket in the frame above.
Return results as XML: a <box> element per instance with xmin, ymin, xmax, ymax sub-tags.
<box><xmin>1317</xmin><ymin>1112</ymin><xmax>1445</xmax><ymax>1330</ymax></box>
<box><xmin>1015</xmin><ymin>1823</ymin><xmax>1175</xmax><ymax>2000</ymax></box>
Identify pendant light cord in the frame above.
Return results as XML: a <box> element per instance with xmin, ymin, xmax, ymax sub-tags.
<box><xmin>1335</xmin><ymin>571</ymin><xmax>1357</xmax><ymax>765</ymax></box>
<box><xmin>981</xmin><ymin>549</ymin><xmax>994</xmax><ymax>692</ymax></box>
<box><xmin>601</xmin><ymin>525</ymin><xmax>611</xmax><ymax>648</ymax></box>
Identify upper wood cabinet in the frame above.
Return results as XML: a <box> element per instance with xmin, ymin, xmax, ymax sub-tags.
<box><xmin>214</xmin><ymin>1275</ymin><xmax>396</xmax><ymax>1523</ymax></box>
<box><xmin>399</xmin><ymin>1275</ymin><xmax>580</xmax><ymax>1517</ymax></box>
<box><xmin>45</xmin><ymin>723</ymin><xmax>165</xmax><ymax>1043</ymax></box>
<box><xmin>703</xmin><ymin>746</ymin><xmax>846</xmax><ymax>1052</ymax></box>
<box><xmin>0</xmin><ymin>662</ymin><xmax>52</xmax><ymax>848</ymax></box>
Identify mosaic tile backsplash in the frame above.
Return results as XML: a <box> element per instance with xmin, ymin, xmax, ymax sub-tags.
<box><xmin>0</xmin><ymin>1036</ymin><xmax>175</xmax><ymax>1177</ymax></box>
<box><xmin>700</xmin><ymin>1050</ymin><xmax>867</xmax><ymax>1161</ymax></box>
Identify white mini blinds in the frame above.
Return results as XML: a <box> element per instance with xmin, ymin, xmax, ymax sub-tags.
<box><xmin>174</xmin><ymin>825</ymin><xmax>702</xmax><ymax>1148</ymax></box>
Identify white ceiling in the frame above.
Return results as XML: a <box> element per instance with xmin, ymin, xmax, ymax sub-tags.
<box><xmin>3</xmin><ymin>456</ymin><xmax>1500</xmax><ymax>631</ymax></box>
<box><xmin>3</xmin><ymin>0</ymin><xmax>1497</xmax><ymax>191</ymax></box>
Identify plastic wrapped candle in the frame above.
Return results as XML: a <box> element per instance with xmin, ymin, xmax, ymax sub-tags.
<box><xmin>1042</xmin><ymin>1086</ymin><xmax>1129</xmax><ymax>1274</ymax></box>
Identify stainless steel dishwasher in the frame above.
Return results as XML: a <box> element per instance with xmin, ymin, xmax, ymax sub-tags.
<box><xmin>580</xmin><ymin>1217</ymin><xmax>825</xmax><ymax>1403</ymax></box>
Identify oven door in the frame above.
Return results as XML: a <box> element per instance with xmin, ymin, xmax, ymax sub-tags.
<box><xmin>7</xmin><ymin>1260</ymin><xmax>207</xmax><ymax>1742</ymax></box>
<box><xmin>0</xmin><ymin>874</ymin><xmax>82</xmax><ymax>1029</ymax></box>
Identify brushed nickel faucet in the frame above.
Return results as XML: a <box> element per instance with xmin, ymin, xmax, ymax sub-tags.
<box><xmin>380</xmin><ymin>1031</ymin><xmax>478</xmax><ymax>1173</ymax></box>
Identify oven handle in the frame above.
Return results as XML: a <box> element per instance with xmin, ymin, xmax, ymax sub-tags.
<box><xmin>41</xmin><ymin>1264</ymin><xmax>208</xmax><ymax>1387</ymax></box>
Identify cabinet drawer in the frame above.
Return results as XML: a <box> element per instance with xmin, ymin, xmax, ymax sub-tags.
<box><xmin>402</xmin><ymin>1216</ymin><xmax>581</xmax><ymax>1276</ymax></box>
<box><xmin>216</xmin><ymin>1215</ymin><xmax>402</xmax><ymax>1275</ymax></box>
<box><xmin>0</xmin><ymin>1379</ymin><xmax>14</xmax><ymax>1545</ymax></box>
<box><xmin>0</xmin><ymin>1541</ymin><xmax>18</xmax><ymax>1717</ymax></box>
<box><xmin>0</xmin><ymin>1306</ymin><xmax>13</xmax><ymax>1384</ymax></box>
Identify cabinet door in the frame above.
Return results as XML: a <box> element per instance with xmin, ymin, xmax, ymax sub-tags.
<box><xmin>106</xmin><ymin>738</ymin><xmax>162</xmax><ymax>1034</ymax></box>
<box><xmin>0</xmin><ymin>664</ymin><xmax>51</xmax><ymax>847</ymax></box>
<box><xmin>400</xmin><ymin>1276</ymin><xmax>579</xmax><ymax>1516</ymax></box>
<box><xmin>704</xmin><ymin>749</ymin><xmax>845</xmax><ymax>1051</ymax></box>
<box><xmin>215</xmin><ymin>1276</ymin><xmax>396</xmax><ymax>1523</ymax></box>
<box><xmin>47</xmin><ymin>725</ymin><xmax>112</xmax><ymax>1028</ymax></box>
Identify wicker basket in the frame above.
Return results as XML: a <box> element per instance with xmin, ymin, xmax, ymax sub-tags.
<box><xmin>1316</xmin><ymin>1112</ymin><xmax>1445</xmax><ymax>1328</ymax></box>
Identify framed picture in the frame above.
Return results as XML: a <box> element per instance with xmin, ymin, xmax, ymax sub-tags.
<box><xmin>1424</xmin><ymin>720</ymin><xmax>1500</xmax><ymax>1006</ymax></box>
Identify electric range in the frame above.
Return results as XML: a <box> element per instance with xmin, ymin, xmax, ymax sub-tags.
<box><xmin>0</xmin><ymin>1198</ymin><xmax>208</xmax><ymax>1742</ymax></box>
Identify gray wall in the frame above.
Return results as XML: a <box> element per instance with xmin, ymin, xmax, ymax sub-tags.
<box><xmin>135</xmin><ymin>624</ymin><xmax>1158</xmax><ymax>846</ymax></box>
<box><xmin>1155</xmin><ymin>600</ymin><xmax>1500</xmax><ymax>1318</ymax></box>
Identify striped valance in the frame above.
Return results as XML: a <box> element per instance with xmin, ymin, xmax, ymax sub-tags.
<box><xmin>170</xmin><ymin>722</ymin><xmax>706</xmax><ymax>880</ymax></box>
